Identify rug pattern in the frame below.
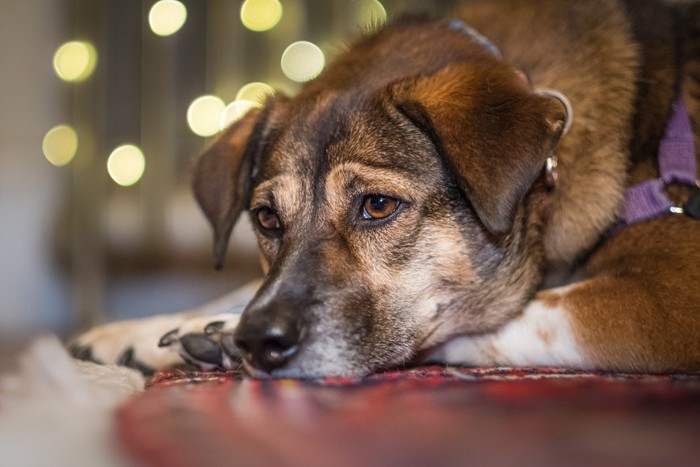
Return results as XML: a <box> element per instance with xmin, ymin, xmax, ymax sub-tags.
<box><xmin>118</xmin><ymin>367</ymin><xmax>700</xmax><ymax>467</ymax></box>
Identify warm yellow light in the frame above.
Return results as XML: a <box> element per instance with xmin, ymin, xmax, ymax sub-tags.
<box><xmin>187</xmin><ymin>95</ymin><xmax>226</xmax><ymax>137</ymax></box>
<box><xmin>235</xmin><ymin>82</ymin><xmax>275</xmax><ymax>104</ymax></box>
<box><xmin>107</xmin><ymin>144</ymin><xmax>146</xmax><ymax>187</ymax></box>
<box><xmin>220</xmin><ymin>100</ymin><xmax>260</xmax><ymax>130</ymax></box>
<box><xmin>149</xmin><ymin>0</ymin><xmax>187</xmax><ymax>36</ymax></box>
<box><xmin>240</xmin><ymin>0</ymin><xmax>283</xmax><ymax>32</ymax></box>
<box><xmin>53</xmin><ymin>41</ymin><xmax>97</xmax><ymax>82</ymax></box>
<box><xmin>281</xmin><ymin>41</ymin><xmax>325</xmax><ymax>83</ymax></box>
<box><xmin>357</xmin><ymin>0</ymin><xmax>387</xmax><ymax>29</ymax></box>
<box><xmin>42</xmin><ymin>125</ymin><xmax>79</xmax><ymax>166</ymax></box>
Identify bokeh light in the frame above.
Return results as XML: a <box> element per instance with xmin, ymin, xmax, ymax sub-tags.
<box><xmin>240</xmin><ymin>0</ymin><xmax>283</xmax><ymax>32</ymax></box>
<box><xmin>281</xmin><ymin>41</ymin><xmax>325</xmax><ymax>82</ymax></box>
<box><xmin>357</xmin><ymin>0</ymin><xmax>387</xmax><ymax>28</ymax></box>
<box><xmin>220</xmin><ymin>100</ymin><xmax>260</xmax><ymax>130</ymax></box>
<box><xmin>187</xmin><ymin>95</ymin><xmax>226</xmax><ymax>137</ymax></box>
<box><xmin>53</xmin><ymin>41</ymin><xmax>98</xmax><ymax>82</ymax></box>
<box><xmin>149</xmin><ymin>0</ymin><xmax>187</xmax><ymax>36</ymax></box>
<box><xmin>107</xmin><ymin>144</ymin><xmax>146</xmax><ymax>187</ymax></box>
<box><xmin>42</xmin><ymin>125</ymin><xmax>79</xmax><ymax>166</ymax></box>
<box><xmin>235</xmin><ymin>82</ymin><xmax>275</xmax><ymax>104</ymax></box>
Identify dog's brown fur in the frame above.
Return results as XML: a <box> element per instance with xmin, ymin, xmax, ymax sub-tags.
<box><xmin>191</xmin><ymin>0</ymin><xmax>700</xmax><ymax>377</ymax></box>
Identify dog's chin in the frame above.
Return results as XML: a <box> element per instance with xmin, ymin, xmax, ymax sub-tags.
<box><xmin>241</xmin><ymin>350</ymin><xmax>410</xmax><ymax>380</ymax></box>
<box><xmin>242</xmin><ymin>358</ymin><xmax>375</xmax><ymax>380</ymax></box>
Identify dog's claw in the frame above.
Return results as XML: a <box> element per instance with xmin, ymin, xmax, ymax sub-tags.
<box><xmin>116</xmin><ymin>347</ymin><xmax>134</xmax><ymax>366</ymax></box>
<box><xmin>69</xmin><ymin>344</ymin><xmax>99</xmax><ymax>363</ymax></box>
<box><xmin>204</xmin><ymin>321</ymin><xmax>225</xmax><ymax>335</ymax></box>
<box><xmin>117</xmin><ymin>346</ymin><xmax>156</xmax><ymax>376</ymax></box>
<box><xmin>180</xmin><ymin>334</ymin><xmax>223</xmax><ymax>366</ymax></box>
<box><xmin>158</xmin><ymin>329</ymin><xmax>179</xmax><ymax>348</ymax></box>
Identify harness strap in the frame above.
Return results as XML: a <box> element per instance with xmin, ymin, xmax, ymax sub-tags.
<box><xmin>620</xmin><ymin>94</ymin><xmax>698</xmax><ymax>225</ymax></box>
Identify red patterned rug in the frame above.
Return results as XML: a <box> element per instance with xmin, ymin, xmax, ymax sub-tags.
<box><xmin>117</xmin><ymin>367</ymin><xmax>700</xmax><ymax>467</ymax></box>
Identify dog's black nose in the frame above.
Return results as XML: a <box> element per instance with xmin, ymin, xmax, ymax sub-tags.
<box><xmin>233</xmin><ymin>307</ymin><xmax>304</xmax><ymax>374</ymax></box>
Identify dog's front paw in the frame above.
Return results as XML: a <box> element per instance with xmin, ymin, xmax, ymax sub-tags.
<box><xmin>69</xmin><ymin>315</ymin><xmax>194</xmax><ymax>375</ymax></box>
<box><xmin>69</xmin><ymin>313</ymin><xmax>243</xmax><ymax>374</ymax></box>
<box><xmin>157</xmin><ymin>314</ymin><xmax>242</xmax><ymax>371</ymax></box>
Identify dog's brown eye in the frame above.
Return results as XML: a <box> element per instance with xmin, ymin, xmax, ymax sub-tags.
<box><xmin>256</xmin><ymin>207</ymin><xmax>281</xmax><ymax>231</ymax></box>
<box><xmin>362</xmin><ymin>195</ymin><xmax>400</xmax><ymax>220</ymax></box>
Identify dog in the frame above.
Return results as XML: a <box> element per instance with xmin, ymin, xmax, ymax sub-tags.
<box><xmin>72</xmin><ymin>0</ymin><xmax>700</xmax><ymax>378</ymax></box>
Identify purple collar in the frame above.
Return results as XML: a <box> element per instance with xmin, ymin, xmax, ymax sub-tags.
<box><xmin>619</xmin><ymin>94</ymin><xmax>699</xmax><ymax>226</ymax></box>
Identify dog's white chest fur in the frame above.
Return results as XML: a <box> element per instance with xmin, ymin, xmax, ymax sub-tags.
<box><xmin>426</xmin><ymin>286</ymin><xmax>587</xmax><ymax>367</ymax></box>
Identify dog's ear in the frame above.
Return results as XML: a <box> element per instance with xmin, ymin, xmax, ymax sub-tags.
<box><xmin>192</xmin><ymin>105</ymin><xmax>271</xmax><ymax>269</ymax></box>
<box><xmin>391</xmin><ymin>63</ymin><xmax>566</xmax><ymax>235</ymax></box>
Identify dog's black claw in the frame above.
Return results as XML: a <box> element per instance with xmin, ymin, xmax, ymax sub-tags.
<box><xmin>180</xmin><ymin>334</ymin><xmax>223</xmax><ymax>365</ymax></box>
<box><xmin>69</xmin><ymin>344</ymin><xmax>97</xmax><ymax>362</ymax></box>
<box><xmin>220</xmin><ymin>333</ymin><xmax>240</xmax><ymax>358</ymax></box>
<box><xmin>204</xmin><ymin>321</ymin><xmax>225</xmax><ymax>335</ymax></box>
<box><xmin>158</xmin><ymin>329</ymin><xmax>179</xmax><ymax>348</ymax></box>
<box><xmin>117</xmin><ymin>347</ymin><xmax>155</xmax><ymax>376</ymax></box>
<box><xmin>117</xmin><ymin>347</ymin><xmax>135</xmax><ymax>366</ymax></box>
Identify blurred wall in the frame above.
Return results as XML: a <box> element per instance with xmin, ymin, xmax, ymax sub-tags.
<box><xmin>0</xmin><ymin>0</ymin><xmax>69</xmax><ymax>333</ymax></box>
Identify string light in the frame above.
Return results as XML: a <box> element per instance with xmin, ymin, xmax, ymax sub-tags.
<box><xmin>240</xmin><ymin>0</ymin><xmax>283</xmax><ymax>32</ymax></box>
<box><xmin>235</xmin><ymin>82</ymin><xmax>275</xmax><ymax>104</ymax></box>
<box><xmin>281</xmin><ymin>41</ymin><xmax>325</xmax><ymax>82</ymax></box>
<box><xmin>42</xmin><ymin>125</ymin><xmax>78</xmax><ymax>166</ymax></box>
<box><xmin>107</xmin><ymin>144</ymin><xmax>146</xmax><ymax>187</ymax></box>
<box><xmin>148</xmin><ymin>0</ymin><xmax>187</xmax><ymax>36</ymax></box>
<box><xmin>357</xmin><ymin>0</ymin><xmax>387</xmax><ymax>28</ymax></box>
<box><xmin>219</xmin><ymin>83</ymin><xmax>275</xmax><ymax>130</ymax></box>
<box><xmin>187</xmin><ymin>95</ymin><xmax>226</xmax><ymax>137</ymax></box>
<box><xmin>220</xmin><ymin>100</ymin><xmax>259</xmax><ymax>130</ymax></box>
<box><xmin>53</xmin><ymin>41</ymin><xmax>97</xmax><ymax>82</ymax></box>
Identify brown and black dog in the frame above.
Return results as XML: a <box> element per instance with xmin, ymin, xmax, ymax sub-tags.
<box><xmin>73</xmin><ymin>0</ymin><xmax>700</xmax><ymax>378</ymax></box>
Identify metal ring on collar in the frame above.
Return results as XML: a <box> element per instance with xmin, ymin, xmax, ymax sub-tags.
<box><xmin>535</xmin><ymin>88</ymin><xmax>574</xmax><ymax>136</ymax></box>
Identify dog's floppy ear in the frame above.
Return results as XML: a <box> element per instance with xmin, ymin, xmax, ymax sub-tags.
<box><xmin>192</xmin><ymin>106</ymin><xmax>270</xmax><ymax>269</ymax></box>
<box><xmin>391</xmin><ymin>63</ymin><xmax>566</xmax><ymax>235</ymax></box>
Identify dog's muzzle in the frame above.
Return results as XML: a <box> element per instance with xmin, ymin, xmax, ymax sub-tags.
<box><xmin>233</xmin><ymin>301</ymin><xmax>306</xmax><ymax>374</ymax></box>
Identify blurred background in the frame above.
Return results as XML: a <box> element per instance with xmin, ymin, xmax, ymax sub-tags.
<box><xmin>0</xmin><ymin>0</ymin><xmax>458</xmax><ymax>355</ymax></box>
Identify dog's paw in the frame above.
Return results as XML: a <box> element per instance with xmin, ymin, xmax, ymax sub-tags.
<box><xmin>158</xmin><ymin>314</ymin><xmax>242</xmax><ymax>371</ymax></box>
<box><xmin>69</xmin><ymin>315</ymin><xmax>194</xmax><ymax>375</ymax></box>
<box><xmin>69</xmin><ymin>313</ymin><xmax>244</xmax><ymax>374</ymax></box>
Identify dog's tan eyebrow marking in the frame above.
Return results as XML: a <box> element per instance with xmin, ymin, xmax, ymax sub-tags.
<box><xmin>325</xmin><ymin>162</ymin><xmax>422</xmax><ymax>202</ymax></box>
<box><xmin>250</xmin><ymin>175</ymin><xmax>304</xmax><ymax>219</ymax></box>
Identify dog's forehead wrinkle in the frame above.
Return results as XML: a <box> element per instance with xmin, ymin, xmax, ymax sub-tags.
<box><xmin>250</xmin><ymin>173</ymin><xmax>308</xmax><ymax>220</ymax></box>
<box><xmin>324</xmin><ymin>162</ymin><xmax>430</xmax><ymax>206</ymax></box>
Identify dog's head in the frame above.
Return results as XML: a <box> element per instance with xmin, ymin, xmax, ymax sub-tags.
<box><xmin>193</xmin><ymin>19</ymin><xmax>566</xmax><ymax>377</ymax></box>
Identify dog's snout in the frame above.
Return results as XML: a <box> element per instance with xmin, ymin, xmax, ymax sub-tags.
<box><xmin>234</xmin><ymin>306</ymin><xmax>304</xmax><ymax>374</ymax></box>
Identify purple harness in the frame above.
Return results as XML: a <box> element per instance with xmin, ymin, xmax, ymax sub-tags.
<box><xmin>620</xmin><ymin>95</ymin><xmax>700</xmax><ymax>226</ymax></box>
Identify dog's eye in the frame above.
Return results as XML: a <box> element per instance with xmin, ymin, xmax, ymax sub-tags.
<box><xmin>361</xmin><ymin>195</ymin><xmax>401</xmax><ymax>220</ymax></box>
<box><xmin>256</xmin><ymin>207</ymin><xmax>282</xmax><ymax>232</ymax></box>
